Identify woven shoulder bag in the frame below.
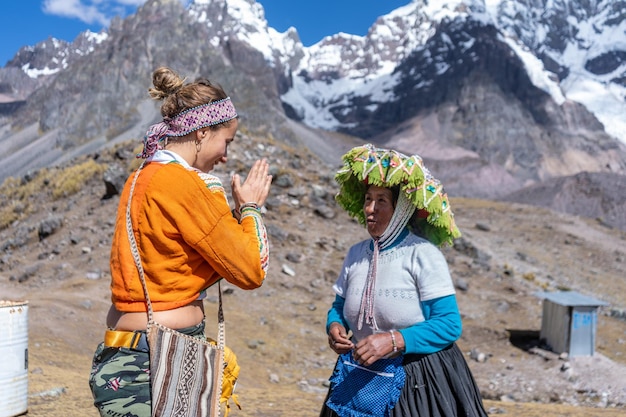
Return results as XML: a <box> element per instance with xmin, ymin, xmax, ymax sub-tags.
<box><xmin>126</xmin><ymin>163</ymin><xmax>224</xmax><ymax>417</ymax></box>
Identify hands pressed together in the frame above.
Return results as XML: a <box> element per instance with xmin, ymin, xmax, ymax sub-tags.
<box><xmin>328</xmin><ymin>323</ymin><xmax>404</xmax><ymax>366</ymax></box>
<box><xmin>230</xmin><ymin>159</ymin><xmax>272</xmax><ymax>211</ymax></box>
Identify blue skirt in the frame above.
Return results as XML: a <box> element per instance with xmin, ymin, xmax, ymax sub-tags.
<box><xmin>320</xmin><ymin>343</ymin><xmax>488</xmax><ymax>417</ymax></box>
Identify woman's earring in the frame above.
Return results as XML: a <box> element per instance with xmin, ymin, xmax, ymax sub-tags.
<box><xmin>196</xmin><ymin>140</ymin><xmax>202</xmax><ymax>153</ymax></box>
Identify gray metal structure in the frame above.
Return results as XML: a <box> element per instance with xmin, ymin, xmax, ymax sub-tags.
<box><xmin>535</xmin><ymin>291</ymin><xmax>609</xmax><ymax>357</ymax></box>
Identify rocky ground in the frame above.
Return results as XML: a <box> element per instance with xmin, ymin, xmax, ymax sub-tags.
<box><xmin>1</xmin><ymin>139</ymin><xmax>625</xmax><ymax>417</ymax></box>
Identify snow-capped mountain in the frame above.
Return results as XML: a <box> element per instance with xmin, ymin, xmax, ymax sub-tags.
<box><xmin>3</xmin><ymin>0</ymin><xmax>624</xmax><ymax>142</ymax></box>
<box><xmin>484</xmin><ymin>0</ymin><xmax>626</xmax><ymax>143</ymax></box>
<box><xmin>270</xmin><ymin>0</ymin><xmax>626</xmax><ymax>144</ymax></box>
<box><xmin>0</xmin><ymin>0</ymin><xmax>625</xmax><ymax>227</ymax></box>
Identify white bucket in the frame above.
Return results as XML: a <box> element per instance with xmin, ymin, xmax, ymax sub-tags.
<box><xmin>0</xmin><ymin>301</ymin><xmax>28</xmax><ymax>417</ymax></box>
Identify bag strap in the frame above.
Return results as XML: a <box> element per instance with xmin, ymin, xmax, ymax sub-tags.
<box><xmin>125</xmin><ymin>161</ymin><xmax>225</xmax><ymax>349</ymax></box>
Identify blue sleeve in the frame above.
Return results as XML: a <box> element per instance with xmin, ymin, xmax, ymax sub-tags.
<box><xmin>326</xmin><ymin>294</ymin><xmax>350</xmax><ymax>333</ymax></box>
<box><xmin>398</xmin><ymin>294</ymin><xmax>462</xmax><ymax>354</ymax></box>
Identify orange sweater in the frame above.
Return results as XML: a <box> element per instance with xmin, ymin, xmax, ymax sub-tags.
<box><xmin>110</xmin><ymin>162</ymin><xmax>268</xmax><ymax>312</ymax></box>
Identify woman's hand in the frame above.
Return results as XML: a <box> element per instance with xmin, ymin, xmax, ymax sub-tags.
<box><xmin>231</xmin><ymin>159</ymin><xmax>272</xmax><ymax>209</ymax></box>
<box><xmin>353</xmin><ymin>331</ymin><xmax>404</xmax><ymax>366</ymax></box>
<box><xmin>328</xmin><ymin>323</ymin><xmax>354</xmax><ymax>354</ymax></box>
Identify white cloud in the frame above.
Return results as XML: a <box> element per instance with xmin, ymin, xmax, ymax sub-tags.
<box><xmin>115</xmin><ymin>0</ymin><xmax>146</xmax><ymax>5</ymax></box>
<box><xmin>42</xmin><ymin>0</ymin><xmax>108</xmax><ymax>25</ymax></box>
<box><xmin>41</xmin><ymin>0</ymin><xmax>148</xmax><ymax>26</ymax></box>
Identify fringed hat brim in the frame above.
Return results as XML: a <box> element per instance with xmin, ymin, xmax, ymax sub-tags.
<box><xmin>335</xmin><ymin>144</ymin><xmax>461</xmax><ymax>246</ymax></box>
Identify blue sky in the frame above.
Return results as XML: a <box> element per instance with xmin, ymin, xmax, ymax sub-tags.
<box><xmin>0</xmin><ymin>0</ymin><xmax>410</xmax><ymax>67</ymax></box>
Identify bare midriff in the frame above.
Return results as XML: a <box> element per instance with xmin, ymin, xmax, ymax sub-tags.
<box><xmin>106</xmin><ymin>300</ymin><xmax>205</xmax><ymax>331</ymax></box>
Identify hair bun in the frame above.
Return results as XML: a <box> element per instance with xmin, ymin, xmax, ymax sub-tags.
<box><xmin>149</xmin><ymin>67</ymin><xmax>185</xmax><ymax>100</ymax></box>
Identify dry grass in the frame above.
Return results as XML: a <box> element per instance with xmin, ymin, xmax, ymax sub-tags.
<box><xmin>0</xmin><ymin>159</ymin><xmax>106</xmax><ymax>229</ymax></box>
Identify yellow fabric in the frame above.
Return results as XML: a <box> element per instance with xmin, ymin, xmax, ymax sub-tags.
<box><xmin>110</xmin><ymin>162</ymin><xmax>266</xmax><ymax>312</ymax></box>
<box><xmin>104</xmin><ymin>329</ymin><xmax>142</xmax><ymax>348</ymax></box>
<box><xmin>208</xmin><ymin>339</ymin><xmax>241</xmax><ymax>415</ymax></box>
<box><xmin>220</xmin><ymin>344</ymin><xmax>241</xmax><ymax>416</ymax></box>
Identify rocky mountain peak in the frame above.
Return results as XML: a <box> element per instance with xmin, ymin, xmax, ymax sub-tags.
<box><xmin>0</xmin><ymin>0</ymin><xmax>625</xmax><ymax>231</ymax></box>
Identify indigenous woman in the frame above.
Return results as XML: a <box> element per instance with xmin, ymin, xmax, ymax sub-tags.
<box><xmin>320</xmin><ymin>144</ymin><xmax>488</xmax><ymax>417</ymax></box>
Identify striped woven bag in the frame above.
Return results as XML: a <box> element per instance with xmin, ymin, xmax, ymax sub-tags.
<box><xmin>147</xmin><ymin>311</ymin><xmax>224</xmax><ymax>417</ymax></box>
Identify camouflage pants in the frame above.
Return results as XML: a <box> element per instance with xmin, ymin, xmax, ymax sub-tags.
<box><xmin>88</xmin><ymin>322</ymin><xmax>205</xmax><ymax>417</ymax></box>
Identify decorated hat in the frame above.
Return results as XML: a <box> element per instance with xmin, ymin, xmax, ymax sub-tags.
<box><xmin>335</xmin><ymin>144</ymin><xmax>461</xmax><ymax>246</ymax></box>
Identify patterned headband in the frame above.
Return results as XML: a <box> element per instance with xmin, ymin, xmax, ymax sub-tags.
<box><xmin>138</xmin><ymin>97</ymin><xmax>237</xmax><ymax>159</ymax></box>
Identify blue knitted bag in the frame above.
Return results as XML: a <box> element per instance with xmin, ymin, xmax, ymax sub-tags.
<box><xmin>326</xmin><ymin>352</ymin><xmax>405</xmax><ymax>417</ymax></box>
